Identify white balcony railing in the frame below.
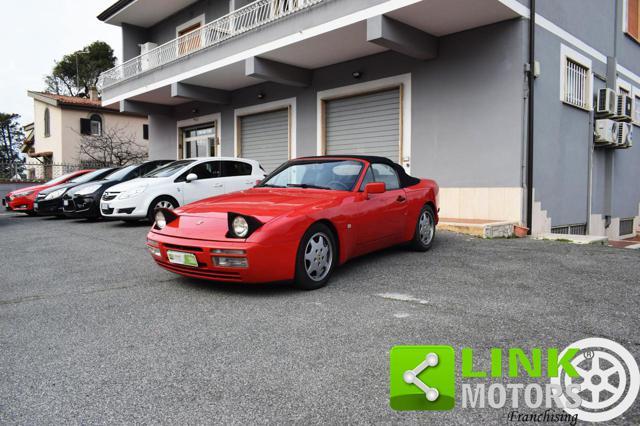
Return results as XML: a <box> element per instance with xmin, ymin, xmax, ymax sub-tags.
<box><xmin>98</xmin><ymin>0</ymin><xmax>326</xmax><ymax>90</ymax></box>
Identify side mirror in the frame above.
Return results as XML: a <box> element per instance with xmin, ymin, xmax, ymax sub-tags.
<box><xmin>364</xmin><ymin>182</ymin><xmax>386</xmax><ymax>197</ymax></box>
<box><xmin>185</xmin><ymin>173</ymin><xmax>198</xmax><ymax>183</ymax></box>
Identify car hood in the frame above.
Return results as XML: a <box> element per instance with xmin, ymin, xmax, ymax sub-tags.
<box><xmin>38</xmin><ymin>181</ymin><xmax>80</xmax><ymax>196</ymax></box>
<box><xmin>107</xmin><ymin>177</ymin><xmax>165</xmax><ymax>192</ymax></box>
<box><xmin>66</xmin><ymin>180</ymin><xmax>114</xmax><ymax>196</ymax></box>
<box><xmin>156</xmin><ymin>188</ymin><xmax>346</xmax><ymax>241</ymax></box>
<box><xmin>8</xmin><ymin>184</ymin><xmax>46</xmax><ymax>196</ymax></box>
<box><xmin>179</xmin><ymin>188</ymin><xmax>344</xmax><ymax>220</ymax></box>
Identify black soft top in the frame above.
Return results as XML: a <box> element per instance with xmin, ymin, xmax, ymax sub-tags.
<box><xmin>296</xmin><ymin>155</ymin><xmax>421</xmax><ymax>188</ymax></box>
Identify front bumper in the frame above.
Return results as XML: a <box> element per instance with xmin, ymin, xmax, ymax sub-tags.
<box><xmin>147</xmin><ymin>231</ymin><xmax>297</xmax><ymax>283</ymax></box>
<box><xmin>100</xmin><ymin>197</ymin><xmax>147</xmax><ymax>219</ymax></box>
<box><xmin>5</xmin><ymin>196</ymin><xmax>34</xmax><ymax>211</ymax></box>
<box><xmin>62</xmin><ymin>195</ymin><xmax>100</xmax><ymax>218</ymax></box>
<box><xmin>34</xmin><ymin>197</ymin><xmax>64</xmax><ymax>215</ymax></box>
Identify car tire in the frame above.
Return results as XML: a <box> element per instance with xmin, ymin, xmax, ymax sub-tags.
<box><xmin>146</xmin><ymin>196</ymin><xmax>178</xmax><ymax>223</ymax></box>
<box><xmin>294</xmin><ymin>223</ymin><xmax>337</xmax><ymax>290</ymax></box>
<box><xmin>411</xmin><ymin>204</ymin><xmax>436</xmax><ymax>251</ymax></box>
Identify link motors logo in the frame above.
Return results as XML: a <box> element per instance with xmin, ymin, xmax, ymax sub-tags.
<box><xmin>549</xmin><ymin>337</ymin><xmax>640</xmax><ymax>422</ymax></box>
<box><xmin>390</xmin><ymin>338</ymin><xmax>639</xmax><ymax>422</ymax></box>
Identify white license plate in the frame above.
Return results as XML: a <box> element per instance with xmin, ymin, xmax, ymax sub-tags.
<box><xmin>63</xmin><ymin>200</ymin><xmax>69</xmax><ymax>206</ymax></box>
<box><xmin>33</xmin><ymin>202</ymin><xmax>38</xmax><ymax>209</ymax></box>
<box><xmin>101</xmin><ymin>202</ymin><xmax>110</xmax><ymax>211</ymax></box>
<box><xmin>167</xmin><ymin>250</ymin><xmax>198</xmax><ymax>267</ymax></box>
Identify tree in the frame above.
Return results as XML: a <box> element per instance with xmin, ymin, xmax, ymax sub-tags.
<box><xmin>0</xmin><ymin>113</ymin><xmax>25</xmax><ymax>179</ymax></box>
<box><xmin>77</xmin><ymin>125</ymin><xmax>147</xmax><ymax>167</ymax></box>
<box><xmin>45</xmin><ymin>41</ymin><xmax>116</xmax><ymax>97</ymax></box>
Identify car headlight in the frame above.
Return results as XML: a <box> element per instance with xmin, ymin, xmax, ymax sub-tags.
<box><xmin>75</xmin><ymin>184</ymin><xmax>101</xmax><ymax>196</ymax></box>
<box><xmin>155</xmin><ymin>211</ymin><xmax>167</xmax><ymax>229</ymax></box>
<box><xmin>153</xmin><ymin>209</ymin><xmax>178</xmax><ymax>230</ymax></box>
<box><xmin>45</xmin><ymin>189</ymin><xmax>66</xmax><ymax>200</ymax></box>
<box><xmin>12</xmin><ymin>190</ymin><xmax>33</xmax><ymax>198</ymax></box>
<box><xmin>227</xmin><ymin>213</ymin><xmax>263</xmax><ymax>239</ymax></box>
<box><xmin>117</xmin><ymin>186</ymin><xmax>147</xmax><ymax>200</ymax></box>
<box><xmin>232</xmin><ymin>216</ymin><xmax>249</xmax><ymax>238</ymax></box>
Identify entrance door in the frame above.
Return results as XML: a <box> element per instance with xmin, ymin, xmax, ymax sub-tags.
<box><xmin>239</xmin><ymin>108</ymin><xmax>289</xmax><ymax>173</ymax></box>
<box><xmin>178</xmin><ymin>22</ymin><xmax>202</xmax><ymax>55</ymax></box>
<box><xmin>181</xmin><ymin>124</ymin><xmax>216</xmax><ymax>159</ymax></box>
<box><xmin>324</xmin><ymin>88</ymin><xmax>401</xmax><ymax>162</ymax></box>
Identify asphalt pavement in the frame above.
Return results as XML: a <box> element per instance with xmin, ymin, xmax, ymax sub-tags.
<box><xmin>0</xmin><ymin>212</ymin><xmax>638</xmax><ymax>424</ymax></box>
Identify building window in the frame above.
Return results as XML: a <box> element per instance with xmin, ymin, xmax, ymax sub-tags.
<box><xmin>143</xmin><ymin>124</ymin><xmax>149</xmax><ymax>140</ymax></box>
<box><xmin>560</xmin><ymin>45</ymin><xmax>592</xmax><ymax>110</ymax></box>
<box><xmin>44</xmin><ymin>108</ymin><xmax>50</xmax><ymax>137</ymax></box>
<box><xmin>618</xmin><ymin>85</ymin><xmax>630</xmax><ymax>97</ymax></box>
<box><xmin>634</xmin><ymin>95</ymin><xmax>640</xmax><ymax>124</ymax></box>
<box><xmin>626</xmin><ymin>0</ymin><xmax>639</xmax><ymax>42</ymax></box>
<box><xmin>90</xmin><ymin>114</ymin><xmax>102</xmax><ymax>136</ymax></box>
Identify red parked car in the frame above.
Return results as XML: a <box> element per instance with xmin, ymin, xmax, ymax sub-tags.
<box><xmin>147</xmin><ymin>156</ymin><xmax>439</xmax><ymax>290</ymax></box>
<box><xmin>3</xmin><ymin>170</ymin><xmax>93</xmax><ymax>215</ymax></box>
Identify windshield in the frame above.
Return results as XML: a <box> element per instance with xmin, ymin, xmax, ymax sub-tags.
<box><xmin>103</xmin><ymin>165</ymin><xmax>137</xmax><ymax>181</ymax></box>
<box><xmin>143</xmin><ymin>160</ymin><xmax>195</xmax><ymax>178</ymax></box>
<box><xmin>69</xmin><ymin>168</ymin><xmax>112</xmax><ymax>184</ymax></box>
<box><xmin>260</xmin><ymin>160</ymin><xmax>363</xmax><ymax>191</ymax></box>
<box><xmin>45</xmin><ymin>172</ymin><xmax>79</xmax><ymax>186</ymax></box>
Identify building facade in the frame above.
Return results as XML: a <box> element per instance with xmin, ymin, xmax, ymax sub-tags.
<box><xmin>24</xmin><ymin>91</ymin><xmax>149</xmax><ymax>178</ymax></box>
<box><xmin>96</xmin><ymin>0</ymin><xmax>640</xmax><ymax>239</ymax></box>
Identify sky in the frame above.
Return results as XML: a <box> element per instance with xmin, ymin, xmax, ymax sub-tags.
<box><xmin>0</xmin><ymin>0</ymin><xmax>122</xmax><ymax>127</ymax></box>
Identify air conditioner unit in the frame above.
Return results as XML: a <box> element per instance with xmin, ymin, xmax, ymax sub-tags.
<box><xmin>594</xmin><ymin>119</ymin><xmax>618</xmax><ymax>145</ymax></box>
<box><xmin>595</xmin><ymin>88</ymin><xmax>616</xmax><ymax>117</ymax></box>
<box><xmin>613</xmin><ymin>94</ymin><xmax>633</xmax><ymax>122</ymax></box>
<box><xmin>139</xmin><ymin>42</ymin><xmax>158</xmax><ymax>71</ymax></box>
<box><xmin>617</xmin><ymin>122</ymin><xmax>633</xmax><ymax>148</ymax></box>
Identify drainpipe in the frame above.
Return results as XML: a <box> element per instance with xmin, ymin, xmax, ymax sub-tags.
<box><xmin>602</xmin><ymin>0</ymin><xmax>624</xmax><ymax>231</ymax></box>
<box><xmin>525</xmin><ymin>0</ymin><xmax>536</xmax><ymax>234</ymax></box>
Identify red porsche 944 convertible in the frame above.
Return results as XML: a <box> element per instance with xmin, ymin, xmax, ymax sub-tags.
<box><xmin>147</xmin><ymin>156</ymin><xmax>439</xmax><ymax>290</ymax></box>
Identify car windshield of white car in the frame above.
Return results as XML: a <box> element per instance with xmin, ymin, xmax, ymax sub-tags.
<box><xmin>261</xmin><ymin>160</ymin><xmax>363</xmax><ymax>191</ymax></box>
<box><xmin>143</xmin><ymin>160</ymin><xmax>197</xmax><ymax>178</ymax></box>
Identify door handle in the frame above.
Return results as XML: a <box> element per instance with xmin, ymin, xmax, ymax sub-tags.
<box><xmin>396</xmin><ymin>195</ymin><xmax>406</xmax><ymax>203</ymax></box>
<box><xmin>212</xmin><ymin>183</ymin><xmax>223</xmax><ymax>188</ymax></box>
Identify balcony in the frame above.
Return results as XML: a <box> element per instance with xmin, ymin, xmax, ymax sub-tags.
<box><xmin>97</xmin><ymin>0</ymin><xmax>327</xmax><ymax>90</ymax></box>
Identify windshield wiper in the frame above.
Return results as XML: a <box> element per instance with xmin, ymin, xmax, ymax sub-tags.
<box><xmin>286</xmin><ymin>183</ymin><xmax>332</xmax><ymax>190</ymax></box>
<box><xmin>261</xmin><ymin>184</ymin><xmax>286</xmax><ymax>188</ymax></box>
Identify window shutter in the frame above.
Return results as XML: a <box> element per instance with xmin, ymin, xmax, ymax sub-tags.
<box><xmin>143</xmin><ymin>124</ymin><xmax>149</xmax><ymax>140</ymax></box>
<box><xmin>80</xmin><ymin>118</ymin><xmax>92</xmax><ymax>135</ymax></box>
<box><xmin>629</xmin><ymin>0</ymin><xmax>639</xmax><ymax>40</ymax></box>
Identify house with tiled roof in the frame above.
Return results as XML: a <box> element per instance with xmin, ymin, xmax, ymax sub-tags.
<box><xmin>24</xmin><ymin>90</ymin><xmax>149</xmax><ymax>178</ymax></box>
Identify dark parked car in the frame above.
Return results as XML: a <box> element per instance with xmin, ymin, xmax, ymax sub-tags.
<box><xmin>62</xmin><ymin>160</ymin><xmax>172</xmax><ymax>219</ymax></box>
<box><xmin>34</xmin><ymin>168</ymin><xmax>118</xmax><ymax>217</ymax></box>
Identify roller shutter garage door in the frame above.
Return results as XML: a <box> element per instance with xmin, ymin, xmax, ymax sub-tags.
<box><xmin>239</xmin><ymin>108</ymin><xmax>289</xmax><ymax>173</ymax></box>
<box><xmin>325</xmin><ymin>88</ymin><xmax>400</xmax><ymax>161</ymax></box>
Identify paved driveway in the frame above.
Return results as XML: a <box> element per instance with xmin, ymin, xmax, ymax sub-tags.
<box><xmin>0</xmin><ymin>214</ymin><xmax>638</xmax><ymax>424</ymax></box>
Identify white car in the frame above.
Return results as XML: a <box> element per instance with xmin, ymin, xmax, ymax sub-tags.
<box><xmin>100</xmin><ymin>157</ymin><xmax>265</xmax><ymax>222</ymax></box>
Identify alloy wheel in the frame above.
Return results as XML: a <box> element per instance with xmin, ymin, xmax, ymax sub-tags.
<box><xmin>303</xmin><ymin>232</ymin><xmax>332</xmax><ymax>282</ymax></box>
<box><xmin>156</xmin><ymin>200</ymin><xmax>174</xmax><ymax>209</ymax></box>
<box><xmin>419</xmin><ymin>211</ymin><xmax>434</xmax><ymax>245</ymax></box>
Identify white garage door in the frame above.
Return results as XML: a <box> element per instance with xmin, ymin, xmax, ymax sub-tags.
<box><xmin>325</xmin><ymin>88</ymin><xmax>400</xmax><ymax>161</ymax></box>
<box><xmin>239</xmin><ymin>108</ymin><xmax>289</xmax><ymax>173</ymax></box>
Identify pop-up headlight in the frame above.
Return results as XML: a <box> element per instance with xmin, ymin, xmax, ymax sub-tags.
<box><xmin>226</xmin><ymin>213</ymin><xmax>262</xmax><ymax>239</ymax></box>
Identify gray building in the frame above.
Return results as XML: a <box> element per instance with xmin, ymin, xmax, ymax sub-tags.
<box><xmin>96</xmin><ymin>0</ymin><xmax>640</xmax><ymax>239</ymax></box>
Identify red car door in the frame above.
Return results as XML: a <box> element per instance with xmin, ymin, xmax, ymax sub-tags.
<box><xmin>354</xmin><ymin>164</ymin><xmax>408</xmax><ymax>253</ymax></box>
